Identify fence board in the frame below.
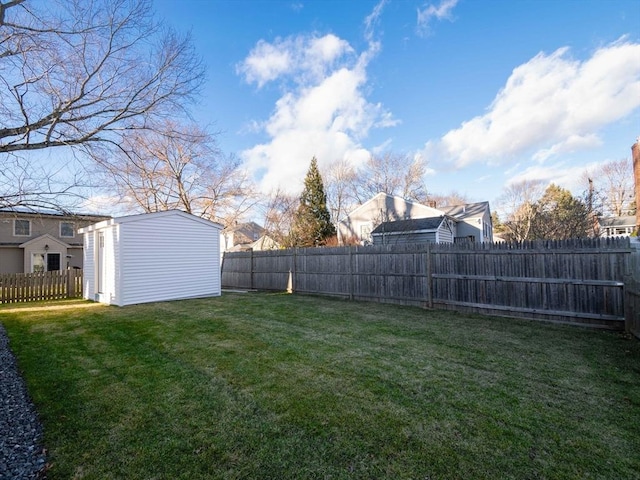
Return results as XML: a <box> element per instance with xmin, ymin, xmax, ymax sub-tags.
<box><xmin>625</xmin><ymin>276</ymin><xmax>640</xmax><ymax>338</ymax></box>
<box><xmin>221</xmin><ymin>238</ymin><xmax>633</xmax><ymax>329</ymax></box>
<box><xmin>0</xmin><ymin>270</ymin><xmax>83</xmax><ymax>304</ymax></box>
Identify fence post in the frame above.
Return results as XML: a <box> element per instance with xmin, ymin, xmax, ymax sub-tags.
<box><xmin>426</xmin><ymin>242</ymin><xmax>433</xmax><ymax>308</ymax></box>
<box><xmin>349</xmin><ymin>247</ymin><xmax>354</xmax><ymax>301</ymax></box>
<box><xmin>250</xmin><ymin>249</ymin><xmax>254</xmax><ymax>290</ymax></box>
<box><xmin>66</xmin><ymin>268</ymin><xmax>75</xmax><ymax>298</ymax></box>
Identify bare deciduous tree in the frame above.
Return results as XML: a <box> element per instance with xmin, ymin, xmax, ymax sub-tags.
<box><xmin>261</xmin><ymin>188</ymin><xmax>298</xmax><ymax>247</ymax></box>
<box><xmin>323</xmin><ymin>158</ymin><xmax>358</xmax><ymax>224</ymax></box>
<box><xmin>352</xmin><ymin>152</ymin><xmax>428</xmax><ymax>204</ymax></box>
<box><xmin>496</xmin><ymin>179</ymin><xmax>545</xmax><ymax>242</ymax></box>
<box><xmin>426</xmin><ymin>191</ymin><xmax>469</xmax><ymax>208</ymax></box>
<box><xmin>97</xmin><ymin>121</ymin><xmax>257</xmax><ymax>226</ymax></box>
<box><xmin>588</xmin><ymin>158</ymin><xmax>635</xmax><ymax>217</ymax></box>
<box><xmin>1</xmin><ymin>0</ymin><xmax>204</xmax><ymax>210</ymax></box>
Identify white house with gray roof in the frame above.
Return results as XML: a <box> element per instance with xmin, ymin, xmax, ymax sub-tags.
<box><xmin>338</xmin><ymin>193</ymin><xmax>493</xmax><ymax>245</ymax></box>
<box><xmin>598</xmin><ymin>216</ymin><xmax>636</xmax><ymax>238</ymax></box>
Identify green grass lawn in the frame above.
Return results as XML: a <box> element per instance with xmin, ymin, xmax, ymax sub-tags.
<box><xmin>2</xmin><ymin>293</ymin><xmax>640</xmax><ymax>479</ymax></box>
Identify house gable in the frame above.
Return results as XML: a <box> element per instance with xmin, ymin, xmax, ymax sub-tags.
<box><xmin>338</xmin><ymin>193</ymin><xmax>444</xmax><ymax>244</ymax></box>
<box><xmin>221</xmin><ymin>221</ymin><xmax>266</xmax><ymax>251</ymax></box>
<box><xmin>441</xmin><ymin>201</ymin><xmax>493</xmax><ymax>243</ymax></box>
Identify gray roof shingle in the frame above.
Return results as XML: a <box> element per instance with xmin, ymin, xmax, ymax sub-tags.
<box><xmin>371</xmin><ymin>216</ymin><xmax>446</xmax><ymax>234</ymax></box>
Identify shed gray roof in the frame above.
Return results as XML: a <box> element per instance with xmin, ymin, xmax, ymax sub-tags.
<box><xmin>371</xmin><ymin>216</ymin><xmax>447</xmax><ymax>234</ymax></box>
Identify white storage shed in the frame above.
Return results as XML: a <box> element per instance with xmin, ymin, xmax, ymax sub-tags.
<box><xmin>79</xmin><ymin>210</ymin><xmax>222</xmax><ymax>306</ymax></box>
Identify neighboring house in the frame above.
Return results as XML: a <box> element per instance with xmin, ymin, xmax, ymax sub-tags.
<box><xmin>598</xmin><ymin>216</ymin><xmax>637</xmax><ymax>238</ymax></box>
<box><xmin>371</xmin><ymin>216</ymin><xmax>457</xmax><ymax>245</ymax></box>
<box><xmin>248</xmin><ymin>234</ymin><xmax>280</xmax><ymax>251</ymax></box>
<box><xmin>79</xmin><ymin>210</ymin><xmax>222</xmax><ymax>307</ymax></box>
<box><xmin>338</xmin><ymin>193</ymin><xmax>443</xmax><ymax>245</ymax></box>
<box><xmin>0</xmin><ymin>209</ymin><xmax>111</xmax><ymax>274</ymax></box>
<box><xmin>221</xmin><ymin>221</ymin><xmax>265</xmax><ymax>252</ymax></box>
<box><xmin>338</xmin><ymin>193</ymin><xmax>494</xmax><ymax>245</ymax></box>
<box><xmin>441</xmin><ymin>201</ymin><xmax>493</xmax><ymax>243</ymax></box>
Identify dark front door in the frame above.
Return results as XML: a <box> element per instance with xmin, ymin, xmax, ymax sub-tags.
<box><xmin>47</xmin><ymin>253</ymin><xmax>61</xmax><ymax>271</ymax></box>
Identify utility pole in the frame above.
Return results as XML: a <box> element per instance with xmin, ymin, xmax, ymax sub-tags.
<box><xmin>587</xmin><ymin>177</ymin><xmax>598</xmax><ymax>237</ymax></box>
<box><xmin>633</xmin><ymin>139</ymin><xmax>640</xmax><ymax>234</ymax></box>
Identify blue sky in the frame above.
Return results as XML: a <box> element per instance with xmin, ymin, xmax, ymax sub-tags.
<box><xmin>152</xmin><ymin>0</ymin><xmax>640</xmax><ymax>212</ymax></box>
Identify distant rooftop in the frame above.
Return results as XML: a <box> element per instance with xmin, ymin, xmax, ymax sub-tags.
<box><xmin>371</xmin><ymin>216</ymin><xmax>448</xmax><ymax>234</ymax></box>
<box><xmin>598</xmin><ymin>215</ymin><xmax>636</xmax><ymax>227</ymax></box>
<box><xmin>0</xmin><ymin>207</ymin><xmax>111</xmax><ymax>218</ymax></box>
<box><xmin>440</xmin><ymin>201</ymin><xmax>490</xmax><ymax>219</ymax></box>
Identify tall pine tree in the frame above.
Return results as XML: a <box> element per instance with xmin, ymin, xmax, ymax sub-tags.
<box><xmin>289</xmin><ymin>157</ymin><xmax>336</xmax><ymax>247</ymax></box>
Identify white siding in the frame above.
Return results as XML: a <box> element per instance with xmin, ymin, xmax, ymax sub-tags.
<box><xmin>83</xmin><ymin>232</ymin><xmax>95</xmax><ymax>300</ymax></box>
<box><xmin>81</xmin><ymin>211</ymin><xmax>221</xmax><ymax>307</ymax></box>
<box><xmin>103</xmin><ymin>225</ymin><xmax>119</xmax><ymax>304</ymax></box>
<box><xmin>437</xmin><ymin>225</ymin><xmax>454</xmax><ymax>243</ymax></box>
<box><xmin>118</xmin><ymin>213</ymin><xmax>220</xmax><ymax>306</ymax></box>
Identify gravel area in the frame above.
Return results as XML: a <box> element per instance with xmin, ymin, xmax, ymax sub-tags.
<box><xmin>0</xmin><ymin>323</ymin><xmax>47</xmax><ymax>479</ymax></box>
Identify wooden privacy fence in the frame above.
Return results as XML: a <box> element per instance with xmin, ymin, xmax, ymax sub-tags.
<box><xmin>221</xmin><ymin>238</ymin><xmax>635</xmax><ymax>330</ymax></box>
<box><xmin>0</xmin><ymin>269</ymin><xmax>83</xmax><ymax>304</ymax></box>
<box><xmin>626</xmin><ymin>276</ymin><xmax>640</xmax><ymax>339</ymax></box>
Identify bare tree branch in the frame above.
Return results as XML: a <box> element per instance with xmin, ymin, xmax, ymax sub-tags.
<box><xmin>0</xmin><ymin>0</ymin><xmax>205</xmax><ymax>211</ymax></box>
<box><xmin>0</xmin><ymin>154</ymin><xmax>89</xmax><ymax>212</ymax></box>
<box><xmin>0</xmin><ymin>0</ymin><xmax>204</xmax><ymax>154</ymax></box>
<box><xmin>95</xmin><ymin>120</ymin><xmax>258</xmax><ymax>225</ymax></box>
<box><xmin>352</xmin><ymin>152</ymin><xmax>428</xmax><ymax>204</ymax></box>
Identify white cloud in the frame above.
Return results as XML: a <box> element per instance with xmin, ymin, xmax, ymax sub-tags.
<box><xmin>237</xmin><ymin>34</ymin><xmax>354</xmax><ymax>89</ymax></box>
<box><xmin>532</xmin><ymin>134</ymin><xmax>602</xmax><ymax>163</ymax></box>
<box><xmin>238</xmin><ymin>14</ymin><xmax>398</xmax><ymax>194</ymax></box>
<box><xmin>236</xmin><ymin>40</ymin><xmax>292</xmax><ymax>88</ymax></box>
<box><xmin>423</xmin><ymin>39</ymin><xmax>640</xmax><ymax>168</ymax></box>
<box><xmin>365</xmin><ymin>0</ymin><xmax>387</xmax><ymax>43</ymax></box>
<box><xmin>416</xmin><ymin>0</ymin><xmax>458</xmax><ymax>36</ymax></box>
<box><xmin>504</xmin><ymin>160</ymin><xmax>604</xmax><ymax>195</ymax></box>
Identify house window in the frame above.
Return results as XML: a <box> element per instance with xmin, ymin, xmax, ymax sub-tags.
<box><xmin>360</xmin><ymin>224</ymin><xmax>372</xmax><ymax>244</ymax></box>
<box><xmin>31</xmin><ymin>252</ymin><xmax>61</xmax><ymax>272</ymax></box>
<box><xmin>32</xmin><ymin>253</ymin><xmax>45</xmax><ymax>273</ymax></box>
<box><xmin>14</xmin><ymin>219</ymin><xmax>30</xmax><ymax>236</ymax></box>
<box><xmin>60</xmin><ymin>221</ymin><xmax>75</xmax><ymax>238</ymax></box>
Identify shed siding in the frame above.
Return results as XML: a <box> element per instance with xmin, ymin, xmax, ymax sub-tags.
<box><xmin>105</xmin><ymin>225</ymin><xmax>119</xmax><ymax>304</ymax></box>
<box><xmin>83</xmin><ymin>232</ymin><xmax>95</xmax><ymax>300</ymax></box>
<box><xmin>118</xmin><ymin>215</ymin><xmax>220</xmax><ymax>306</ymax></box>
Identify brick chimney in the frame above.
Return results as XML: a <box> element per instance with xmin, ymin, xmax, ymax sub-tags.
<box><xmin>634</xmin><ymin>139</ymin><xmax>640</xmax><ymax>232</ymax></box>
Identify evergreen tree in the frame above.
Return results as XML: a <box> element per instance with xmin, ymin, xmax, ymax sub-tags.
<box><xmin>530</xmin><ymin>184</ymin><xmax>590</xmax><ymax>240</ymax></box>
<box><xmin>289</xmin><ymin>157</ymin><xmax>336</xmax><ymax>247</ymax></box>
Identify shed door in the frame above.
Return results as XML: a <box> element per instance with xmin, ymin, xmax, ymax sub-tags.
<box><xmin>97</xmin><ymin>232</ymin><xmax>105</xmax><ymax>293</ymax></box>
